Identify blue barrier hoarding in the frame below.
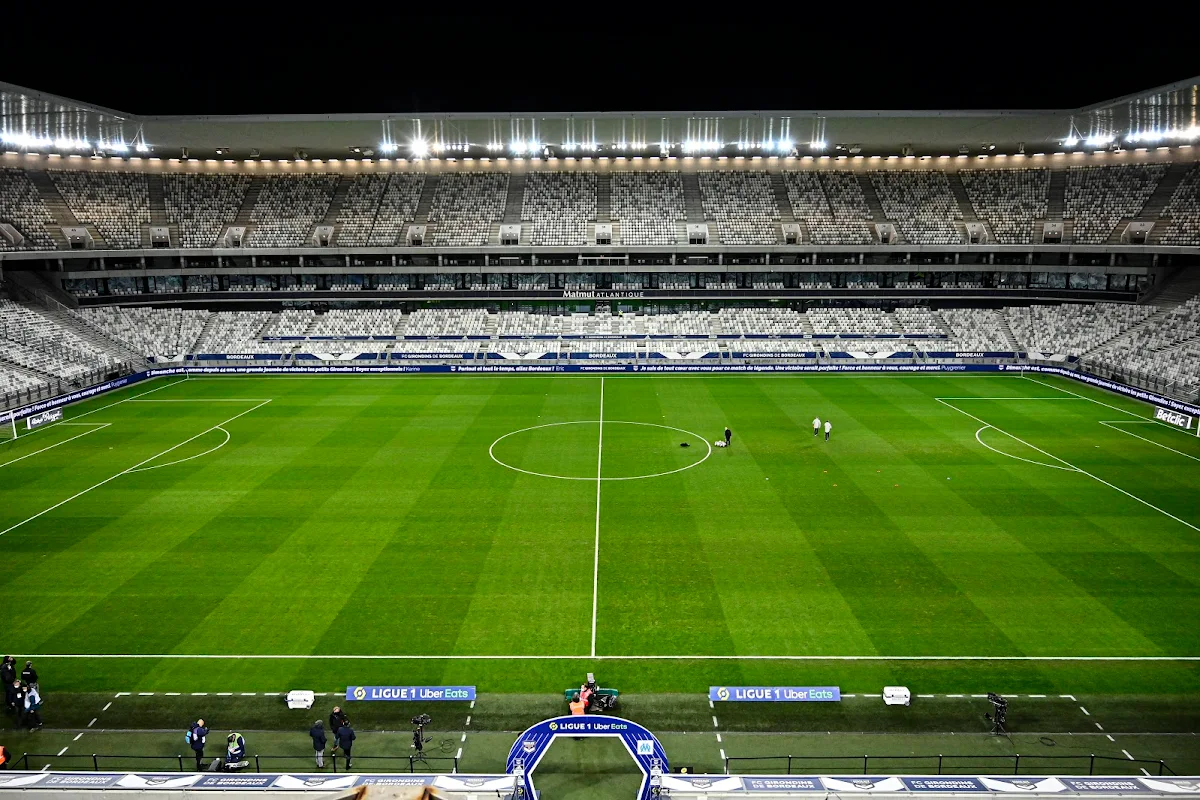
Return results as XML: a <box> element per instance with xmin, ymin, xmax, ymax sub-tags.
<box><xmin>345</xmin><ymin>685</ymin><xmax>476</xmax><ymax>701</ymax></box>
<box><xmin>710</xmin><ymin>686</ymin><xmax>841</xmax><ymax>702</ymax></box>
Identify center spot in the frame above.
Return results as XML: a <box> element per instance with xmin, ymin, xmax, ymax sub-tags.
<box><xmin>490</xmin><ymin>421</ymin><xmax>712</xmax><ymax>481</ymax></box>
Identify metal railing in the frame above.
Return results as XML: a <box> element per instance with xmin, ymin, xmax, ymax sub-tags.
<box><xmin>0</xmin><ymin>363</ymin><xmax>136</xmax><ymax>413</ymax></box>
<box><xmin>723</xmin><ymin>753</ymin><xmax>1175</xmax><ymax>777</ymax></box>
<box><xmin>14</xmin><ymin>752</ymin><xmax>459</xmax><ymax>774</ymax></box>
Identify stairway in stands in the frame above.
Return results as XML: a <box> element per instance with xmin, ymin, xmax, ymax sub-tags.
<box><xmin>1081</xmin><ymin>267</ymin><xmax>1200</xmax><ymax>359</ymax></box>
<box><xmin>320</xmin><ymin>175</ymin><xmax>355</xmax><ymax>242</ymax></box>
<box><xmin>497</xmin><ymin>172</ymin><xmax>527</xmax><ymax>245</ymax></box>
<box><xmin>5</xmin><ymin>271</ymin><xmax>146</xmax><ymax>363</ymax></box>
<box><xmin>1044</xmin><ymin>168</ymin><xmax>1071</xmax><ymax>243</ymax></box>
<box><xmin>681</xmin><ymin>173</ymin><xmax>705</xmax><ymax>223</ymax></box>
<box><xmin>595</xmin><ymin>174</ymin><xmax>611</xmax><ymax>222</ymax></box>
<box><xmin>407</xmin><ymin>175</ymin><xmax>440</xmax><ymax>243</ymax></box>
<box><xmin>1143</xmin><ymin>163</ymin><xmax>1192</xmax><ymax>244</ymax></box>
<box><xmin>769</xmin><ymin>173</ymin><xmax>796</xmax><ymax>223</ymax></box>
<box><xmin>855</xmin><ymin>174</ymin><xmax>894</xmax><ymax>243</ymax></box>
<box><xmin>143</xmin><ymin>173</ymin><xmax>178</xmax><ymax>247</ymax></box>
<box><xmin>226</xmin><ymin>177</ymin><xmax>264</xmax><ymax>243</ymax></box>
<box><xmin>945</xmin><ymin>172</ymin><xmax>989</xmax><ymax>242</ymax></box>
<box><xmin>27</xmin><ymin>170</ymin><xmax>82</xmax><ymax>249</ymax></box>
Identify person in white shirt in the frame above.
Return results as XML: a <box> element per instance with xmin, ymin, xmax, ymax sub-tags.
<box><xmin>812</xmin><ymin>417</ymin><xmax>821</xmax><ymax>437</ymax></box>
<box><xmin>824</xmin><ymin>420</ymin><xmax>832</xmax><ymax>441</ymax></box>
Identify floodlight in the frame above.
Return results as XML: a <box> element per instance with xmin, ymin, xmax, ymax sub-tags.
<box><xmin>1063</xmin><ymin>137</ymin><xmax>1079</xmax><ymax>147</ymax></box>
<box><xmin>410</xmin><ymin>140</ymin><xmax>429</xmax><ymax>158</ymax></box>
<box><xmin>379</xmin><ymin>142</ymin><xmax>397</xmax><ymax>154</ymax></box>
<box><xmin>777</xmin><ymin>139</ymin><xmax>793</xmax><ymax>152</ymax></box>
<box><xmin>1085</xmin><ymin>134</ymin><xmax>1113</xmax><ymax>148</ymax></box>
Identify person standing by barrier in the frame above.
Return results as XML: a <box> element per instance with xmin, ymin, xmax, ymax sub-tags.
<box><xmin>328</xmin><ymin>707</ymin><xmax>348</xmax><ymax>738</ymax></box>
<box><xmin>334</xmin><ymin>723</ymin><xmax>355</xmax><ymax>769</ymax></box>
<box><xmin>12</xmin><ymin>682</ymin><xmax>25</xmax><ymax>728</ymax></box>
<box><xmin>569</xmin><ymin>693</ymin><xmax>586</xmax><ymax>716</ymax></box>
<box><xmin>309</xmin><ymin>720</ymin><xmax>327</xmax><ymax>768</ymax></box>
<box><xmin>22</xmin><ymin>684</ymin><xmax>41</xmax><ymax>729</ymax></box>
<box><xmin>20</xmin><ymin>662</ymin><xmax>37</xmax><ymax>693</ymax></box>
<box><xmin>1</xmin><ymin>660</ymin><xmax>15</xmax><ymax>716</ymax></box>
<box><xmin>188</xmin><ymin>719</ymin><xmax>208</xmax><ymax>770</ymax></box>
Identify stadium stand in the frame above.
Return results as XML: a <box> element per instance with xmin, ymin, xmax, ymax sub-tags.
<box><xmin>958</xmin><ymin>168</ymin><xmax>1049</xmax><ymax>244</ymax></box>
<box><xmin>781</xmin><ymin>171</ymin><xmax>874</xmax><ymax>245</ymax></box>
<box><xmin>370</xmin><ymin>174</ymin><xmax>425</xmax><ymax>246</ymax></box>
<box><xmin>0</xmin><ymin>299</ymin><xmax>117</xmax><ymax>379</ymax></box>
<box><xmin>1005</xmin><ymin>302</ymin><xmax>1157</xmax><ymax>355</ymax></box>
<box><xmin>0</xmin><ymin>168</ymin><xmax>57</xmax><ymax>250</ymax></box>
<box><xmin>1159</xmin><ymin>163</ymin><xmax>1200</xmax><ymax>246</ymax></box>
<box><xmin>611</xmin><ymin>172</ymin><xmax>685</xmax><ymax>245</ymax></box>
<box><xmin>522</xmin><ymin>172</ymin><xmax>596</xmax><ymax>246</ymax></box>
<box><xmin>306</xmin><ymin>308</ymin><xmax>406</xmax><ymax>337</ymax></box>
<box><xmin>48</xmin><ymin>170</ymin><xmax>149</xmax><ymax>248</ymax></box>
<box><xmin>163</xmin><ymin>174</ymin><xmax>252</xmax><ymax>248</ymax></box>
<box><xmin>1065</xmin><ymin>164</ymin><xmax>1166</xmax><ymax>244</ymax></box>
<box><xmin>698</xmin><ymin>171</ymin><xmax>780</xmax><ymax>244</ymax></box>
<box><xmin>937</xmin><ymin>308</ymin><xmax>1013</xmax><ymax>351</ymax></box>
<box><xmin>191</xmin><ymin>311</ymin><xmax>277</xmax><ymax>353</ymax></box>
<box><xmin>76</xmin><ymin>306</ymin><xmax>207</xmax><ymax>357</ymax></box>
<box><xmin>335</xmin><ymin>174</ymin><xmax>389</xmax><ymax>247</ymax></box>
<box><xmin>1089</xmin><ymin>297</ymin><xmax>1200</xmax><ymax>393</ymax></box>
<box><xmin>870</xmin><ymin>170</ymin><xmax>963</xmax><ymax>244</ymax></box>
<box><xmin>247</xmin><ymin>174</ymin><xmax>339</xmax><ymax>247</ymax></box>
<box><xmin>807</xmin><ymin>307</ymin><xmax>901</xmax><ymax>335</ymax></box>
<box><xmin>428</xmin><ymin>173</ymin><xmax>508</xmax><ymax>247</ymax></box>
<box><xmin>404</xmin><ymin>308</ymin><xmax>490</xmax><ymax>336</ymax></box>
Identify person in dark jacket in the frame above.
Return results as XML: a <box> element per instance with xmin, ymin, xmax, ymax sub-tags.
<box><xmin>309</xmin><ymin>720</ymin><xmax>327</xmax><ymax>768</ymax></box>
<box><xmin>328</xmin><ymin>706</ymin><xmax>348</xmax><ymax>736</ymax></box>
<box><xmin>333</xmin><ymin>724</ymin><xmax>355</xmax><ymax>769</ymax></box>
<box><xmin>189</xmin><ymin>719</ymin><xmax>208</xmax><ymax>770</ymax></box>
<box><xmin>1</xmin><ymin>659</ymin><xmax>15</xmax><ymax>714</ymax></box>
<box><xmin>11</xmin><ymin>682</ymin><xmax>26</xmax><ymax>728</ymax></box>
<box><xmin>20</xmin><ymin>662</ymin><xmax>37</xmax><ymax>691</ymax></box>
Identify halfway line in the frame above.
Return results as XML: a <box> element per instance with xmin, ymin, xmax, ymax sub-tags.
<box><xmin>16</xmin><ymin>653</ymin><xmax>1200</xmax><ymax>661</ymax></box>
<box><xmin>591</xmin><ymin>376</ymin><xmax>604</xmax><ymax>658</ymax></box>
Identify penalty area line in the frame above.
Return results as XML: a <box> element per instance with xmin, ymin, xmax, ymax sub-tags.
<box><xmin>0</xmin><ymin>423</ymin><xmax>111</xmax><ymax>470</ymax></box>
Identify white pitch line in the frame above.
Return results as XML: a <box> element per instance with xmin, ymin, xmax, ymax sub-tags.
<box><xmin>57</xmin><ymin>747</ymin><xmax>68</xmax><ymax>756</ymax></box>
<box><xmin>18</xmin><ymin>653</ymin><xmax>1200</xmax><ymax>661</ymax></box>
<box><xmin>125</xmin><ymin>427</ymin><xmax>231</xmax><ymax>474</ymax></box>
<box><xmin>1096</xmin><ymin>723</ymin><xmax>1104</xmax><ymax>730</ymax></box>
<box><xmin>591</xmin><ymin>376</ymin><xmax>604</xmax><ymax>659</ymax></box>
<box><xmin>1142</xmin><ymin>769</ymin><xmax>1152</xmax><ymax>777</ymax></box>
<box><xmin>941</xmin><ymin>398</ymin><xmax>1200</xmax><ymax>533</ymax></box>
<box><xmin>101</xmin><ymin>702</ymin><xmax>111</xmax><ymax>711</ymax></box>
<box><xmin>1107</xmin><ymin>734</ymin><xmax>1115</xmax><ymax>742</ymax></box>
<box><xmin>460</xmin><ymin>733</ymin><xmax>466</xmax><ymax>743</ymax></box>
<box><xmin>73</xmin><ymin>733</ymin><xmax>83</xmax><ymax>741</ymax></box>
<box><xmin>1080</xmin><ymin>706</ymin><xmax>1090</xmax><ymax>715</ymax></box>
<box><xmin>465</xmin><ymin>715</ymin><xmax>471</xmax><ymax>726</ymax></box>
<box><xmin>1123</xmin><ymin>749</ymin><xmax>1135</xmax><ymax>760</ymax></box>
<box><xmin>115</xmin><ymin>692</ymin><xmax>130</xmax><ymax>697</ymax></box>
<box><xmin>712</xmin><ymin>715</ymin><xmax>719</xmax><ymax>728</ymax></box>
<box><xmin>138</xmin><ymin>692</ymin><xmax>154</xmax><ymax>696</ymax></box>
<box><xmin>1029</xmin><ymin>694</ymin><xmax>1046</xmax><ymax>698</ymax></box>
<box><xmin>1061</xmin><ymin>695</ymin><xmax>1077</xmax><ymax>701</ymax></box>
<box><xmin>455</xmin><ymin>747</ymin><xmax>462</xmax><ymax>760</ymax></box>
<box><xmin>720</xmin><ymin>748</ymin><xmax>727</xmax><ymax>761</ymax></box>
<box><xmin>0</xmin><ymin>423</ymin><xmax>110</xmax><ymax>469</ymax></box>
<box><xmin>716</xmin><ymin>733</ymin><xmax>722</xmax><ymax>743</ymax></box>
<box><xmin>1100</xmin><ymin>421</ymin><xmax>1200</xmax><ymax>463</ymax></box>
<box><xmin>87</xmin><ymin>718</ymin><xmax>96</xmax><ymax>727</ymax></box>
<box><xmin>0</xmin><ymin>400</ymin><xmax>271</xmax><ymax>539</ymax></box>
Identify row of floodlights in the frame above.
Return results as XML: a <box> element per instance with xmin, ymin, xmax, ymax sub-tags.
<box><xmin>377</xmin><ymin>139</ymin><xmax>828</xmax><ymax>156</ymax></box>
<box><xmin>1064</xmin><ymin>127</ymin><xmax>1200</xmax><ymax>148</ymax></box>
<box><xmin>0</xmin><ymin>133</ymin><xmax>150</xmax><ymax>153</ymax></box>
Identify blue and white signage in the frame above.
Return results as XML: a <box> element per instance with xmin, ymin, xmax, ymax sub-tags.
<box><xmin>710</xmin><ymin>686</ymin><xmax>841</xmax><ymax>702</ymax></box>
<box><xmin>345</xmin><ymin>685</ymin><xmax>475</xmax><ymax>701</ymax></box>
<box><xmin>26</xmin><ymin>407</ymin><xmax>64</xmax><ymax>430</ymax></box>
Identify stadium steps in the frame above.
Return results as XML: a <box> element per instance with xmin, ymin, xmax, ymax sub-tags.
<box><xmin>27</xmin><ymin>170</ymin><xmax>80</xmax><ymax>248</ymax></box>
<box><xmin>1045</xmin><ymin>168</ymin><xmax>1067</xmax><ymax>241</ymax></box>
<box><xmin>945</xmin><ymin>172</ymin><xmax>978</xmax><ymax>221</ymax></box>
<box><xmin>996</xmin><ymin>311</ymin><xmax>1021</xmax><ymax>351</ymax></box>
<box><xmin>1140</xmin><ymin>265</ymin><xmax>1200</xmax><ymax>309</ymax></box>
<box><xmin>484</xmin><ymin>313</ymin><xmax>499</xmax><ymax>337</ymax></box>
<box><xmin>595</xmin><ymin>174</ymin><xmax>611</xmax><ymax>222</ymax></box>
<box><xmin>1079</xmin><ymin>305</ymin><xmax>1178</xmax><ymax>358</ymax></box>
<box><xmin>229</xmin><ymin>177</ymin><xmax>264</xmax><ymax>241</ymax></box>
<box><xmin>146</xmin><ymin>175</ymin><xmax>169</xmax><ymax>225</ymax></box>
<box><xmin>502</xmin><ymin>173</ymin><xmax>526</xmax><ymax>224</ymax></box>
<box><xmin>1141</xmin><ymin>163</ymin><xmax>1192</xmax><ymax>244</ymax></box>
<box><xmin>769</xmin><ymin>173</ymin><xmax>797</xmax><ymax>223</ymax></box>
<box><xmin>855</xmin><ymin>175</ymin><xmax>893</xmax><ymax>242</ymax></box>
<box><xmin>413</xmin><ymin>175</ymin><xmax>439</xmax><ymax>223</ymax></box>
<box><xmin>10</xmin><ymin>288</ymin><xmax>147</xmax><ymax>364</ymax></box>
<box><xmin>681</xmin><ymin>173</ymin><xmax>705</xmax><ymax>222</ymax></box>
<box><xmin>320</xmin><ymin>176</ymin><xmax>355</xmax><ymax>242</ymax></box>
<box><xmin>798</xmin><ymin>312</ymin><xmax>816</xmax><ymax>336</ymax></box>
<box><xmin>675</xmin><ymin>220</ymin><xmax>689</xmax><ymax>244</ymax></box>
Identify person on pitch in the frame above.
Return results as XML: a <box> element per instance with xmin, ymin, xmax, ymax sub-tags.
<box><xmin>824</xmin><ymin>420</ymin><xmax>832</xmax><ymax>441</ymax></box>
<box><xmin>724</xmin><ymin>426</ymin><xmax>732</xmax><ymax>447</ymax></box>
<box><xmin>812</xmin><ymin>416</ymin><xmax>821</xmax><ymax>437</ymax></box>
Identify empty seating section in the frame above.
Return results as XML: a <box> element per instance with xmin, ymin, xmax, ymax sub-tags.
<box><xmin>807</xmin><ymin>308</ymin><xmax>900</xmax><ymax>335</ymax></box>
<box><xmin>164</xmin><ymin>174</ymin><xmax>252</xmax><ymax>248</ymax></box>
<box><xmin>611</xmin><ymin>172</ymin><xmax>684</xmax><ymax>245</ymax></box>
<box><xmin>782</xmin><ymin>171</ymin><xmax>873</xmax><ymax>244</ymax></box>
<box><xmin>0</xmin><ymin>300</ymin><xmax>116</xmax><ymax>379</ymax></box>
<box><xmin>370</xmin><ymin>175</ymin><xmax>425</xmax><ymax>246</ymax></box>
<box><xmin>643</xmin><ymin>311</ymin><xmax>714</xmax><ymax>336</ymax></box>
<box><xmin>1091</xmin><ymin>298</ymin><xmax>1200</xmax><ymax>393</ymax></box>
<box><xmin>1065</xmin><ymin>164</ymin><xmax>1166</xmax><ymax>244</ymax></box>
<box><xmin>0</xmin><ymin>366</ymin><xmax>46</xmax><ymax>396</ymax></box>
<box><xmin>717</xmin><ymin>308</ymin><xmax>806</xmax><ymax>335</ymax></box>
<box><xmin>306</xmin><ymin>308</ymin><xmax>406</xmax><ymax>337</ymax></box>
<box><xmin>937</xmin><ymin>309</ymin><xmax>1011</xmax><ymax>351</ymax></box>
<box><xmin>264</xmin><ymin>310</ymin><xmax>315</xmax><ymax>337</ymax></box>
<box><xmin>428</xmin><ymin>174</ymin><xmax>508</xmax><ymax>247</ymax></box>
<box><xmin>1160</xmin><ymin>164</ymin><xmax>1200</xmax><ymax>245</ymax></box>
<box><xmin>871</xmin><ymin>171</ymin><xmax>962</xmax><ymax>244</ymax></box>
<box><xmin>248</xmin><ymin>174</ymin><xmax>339</xmax><ymax>247</ymax></box>
<box><xmin>522</xmin><ymin>173</ymin><xmax>596</xmax><ymax>246</ymax></box>
<box><xmin>49</xmin><ymin>170</ymin><xmax>149</xmax><ymax>248</ymax></box>
<box><xmin>1006</xmin><ymin>303</ymin><xmax>1156</xmax><ymax>355</ymax></box>
<box><xmin>192</xmin><ymin>312</ymin><xmax>276</xmax><ymax>353</ymax></box>
<box><xmin>892</xmin><ymin>307</ymin><xmax>943</xmax><ymax>334</ymax></box>
<box><xmin>959</xmin><ymin>168</ymin><xmax>1048</xmax><ymax>244</ymax></box>
<box><xmin>698</xmin><ymin>171</ymin><xmax>779</xmax><ymax>244</ymax></box>
<box><xmin>77</xmin><ymin>306</ymin><xmax>207</xmax><ymax>356</ymax></box>
<box><xmin>404</xmin><ymin>308</ymin><xmax>490</xmax><ymax>336</ymax></box>
<box><xmin>336</xmin><ymin>175</ymin><xmax>388</xmax><ymax>246</ymax></box>
<box><xmin>0</xmin><ymin>168</ymin><xmax>56</xmax><ymax>249</ymax></box>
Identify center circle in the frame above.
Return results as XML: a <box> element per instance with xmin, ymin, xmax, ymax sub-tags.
<box><xmin>489</xmin><ymin>421</ymin><xmax>713</xmax><ymax>481</ymax></box>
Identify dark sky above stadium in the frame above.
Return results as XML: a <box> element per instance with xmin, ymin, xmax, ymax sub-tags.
<box><xmin>3</xmin><ymin>19</ymin><xmax>1194</xmax><ymax>116</ymax></box>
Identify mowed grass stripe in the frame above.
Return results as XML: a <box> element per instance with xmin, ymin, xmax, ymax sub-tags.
<box><xmin>597</xmin><ymin>379</ymin><xmax>740</xmax><ymax>658</ymax></box>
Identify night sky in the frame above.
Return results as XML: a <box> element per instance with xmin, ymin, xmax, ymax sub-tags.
<box><xmin>2</xmin><ymin>19</ymin><xmax>1194</xmax><ymax>116</ymax></box>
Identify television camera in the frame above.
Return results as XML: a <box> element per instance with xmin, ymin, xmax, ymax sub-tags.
<box><xmin>411</xmin><ymin>714</ymin><xmax>432</xmax><ymax>756</ymax></box>
<box><xmin>984</xmin><ymin>692</ymin><xmax>1009</xmax><ymax>734</ymax></box>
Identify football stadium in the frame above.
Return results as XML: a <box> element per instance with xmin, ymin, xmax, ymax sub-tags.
<box><xmin>0</xmin><ymin>68</ymin><xmax>1199</xmax><ymax>800</ymax></box>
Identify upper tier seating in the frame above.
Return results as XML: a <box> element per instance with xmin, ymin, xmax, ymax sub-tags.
<box><xmin>781</xmin><ymin>171</ymin><xmax>874</xmax><ymax>245</ymax></box>
<box><xmin>370</xmin><ymin>174</ymin><xmax>425</xmax><ymax>247</ymax></box>
<box><xmin>807</xmin><ymin>308</ymin><xmax>901</xmax><ymax>335</ymax></box>
<box><xmin>522</xmin><ymin>172</ymin><xmax>597</xmax><ymax>246</ymax></box>
<box><xmin>611</xmin><ymin>172</ymin><xmax>684</xmax><ymax>245</ymax></box>
<box><xmin>428</xmin><ymin>174</ymin><xmax>508</xmax><ymax>247</ymax></box>
<box><xmin>717</xmin><ymin>307</ymin><xmax>807</xmax><ymax>335</ymax></box>
<box><xmin>49</xmin><ymin>170</ymin><xmax>150</xmax><ymax>248</ymax></box>
<box><xmin>0</xmin><ymin>299</ymin><xmax>117</xmax><ymax>379</ymax></box>
<box><xmin>192</xmin><ymin>311</ymin><xmax>277</xmax><ymax>353</ymax></box>
<box><xmin>937</xmin><ymin>309</ymin><xmax>1011</xmax><ymax>350</ymax></box>
<box><xmin>1089</xmin><ymin>298</ymin><xmax>1200</xmax><ymax>393</ymax></box>
<box><xmin>892</xmin><ymin>307</ymin><xmax>944</xmax><ymax>334</ymax></box>
<box><xmin>871</xmin><ymin>170</ymin><xmax>963</xmax><ymax>244</ymax></box>
<box><xmin>959</xmin><ymin>168</ymin><xmax>1049</xmax><ymax>244</ymax></box>
<box><xmin>404</xmin><ymin>308</ymin><xmax>490</xmax><ymax>336</ymax></box>
<box><xmin>698</xmin><ymin>171</ymin><xmax>779</xmax><ymax>245</ymax></box>
<box><xmin>306</xmin><ymin>308</ymin><xmax>406</xmax><ymax>337</ymax></box>
<box><xmin>1065</xmin><ymin>164</ymin><xmax>1166</xmax><ymax>244</ymax></box>
<box><xmin>1159</xmin><ymin>164</ymin><xmax>1200</xmax><ymax>246</ymax></box>
<box><xmin>0</xmin><ymin>168</ymin><xmax>56</xmax><ymax>250</ymax></box>
<box><xmin>247</xmin><ymin>174</ymin><xmax>339</xmax><ymax>247</ymax></box>
<box><xmin>335</xmin><ymin>174</ymin><xmax>389</xmax><ymax>247</ymax></box>
<box><xmin>164</xmin><ymin>174</ymin><xmax>252</xmax><ymax>248</ymax></box>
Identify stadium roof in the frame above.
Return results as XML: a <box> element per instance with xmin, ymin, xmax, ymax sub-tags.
<box><xmin>2</xmin><ymin>77</ymin><xmax>1197</xmax><ymax>160</ymax></box>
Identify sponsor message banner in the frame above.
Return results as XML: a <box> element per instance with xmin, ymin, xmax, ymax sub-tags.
<box><xmin>1059</xmin><ymin>778</ymin><xmax>1156</xmax><ymax>793</ymax></box>
<box><xmin>1155</xmin><ymin>406</ymin><xmax>1195</xmax><ymax>430</ymax></box>
<box><xmin>710</xmin><ymin>686</ymin><xmax>841</xmax><ymax>702</ymax></box>
<box><xmin>743</xmin><ymin>777</ymin><xmax>824</xmax><ymax>791</ymax></box>
<box><xmin>26</xmin><ymin>407</ymin><xmax>63</xmax><ymax>430</ymax></box>
<box><xmin>346</xmin><ymin>685</ymin><xmax>476</xmax><ymax>701</ymax></box>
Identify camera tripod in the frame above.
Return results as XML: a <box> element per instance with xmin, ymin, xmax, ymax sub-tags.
<box><xmin>411</xmin><ymin>725</ymin><xmax>432</xmax><ymax>764</ymax></box>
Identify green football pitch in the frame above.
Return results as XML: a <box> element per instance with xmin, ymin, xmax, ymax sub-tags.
<box><xmin>1</xmin><ymin>372</ymin><xmax>1198</xmax><ymax>784</ymax></box>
